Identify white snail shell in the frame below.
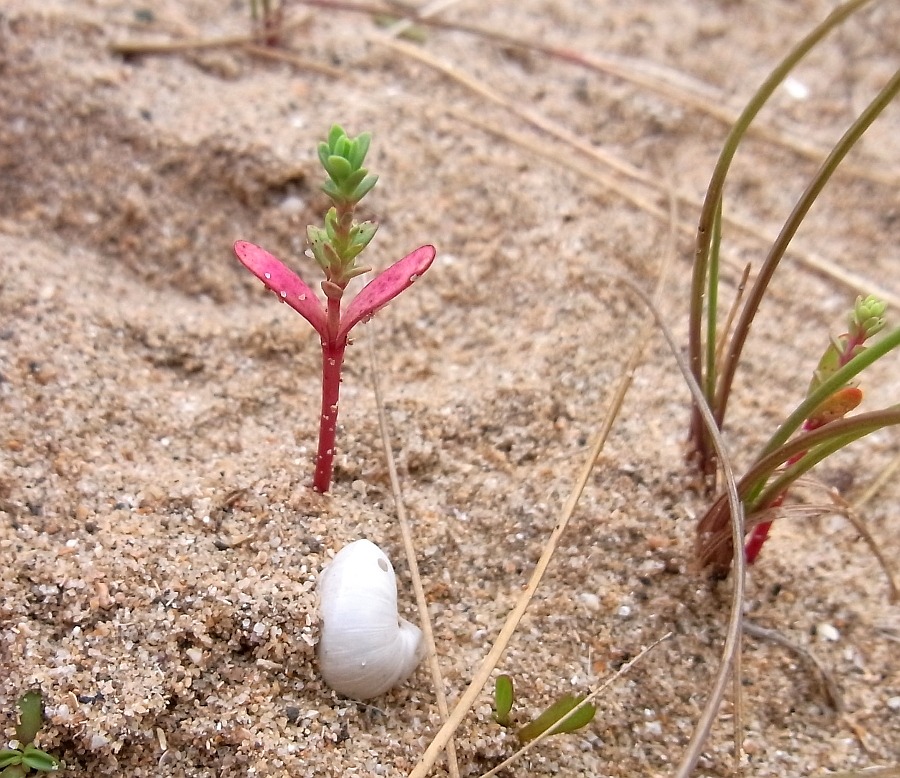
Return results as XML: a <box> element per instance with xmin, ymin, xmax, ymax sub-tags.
<box><xmin>317</xmin><ymin>539</ymin><xmax>425</xmax><ymax>700</ymax></box>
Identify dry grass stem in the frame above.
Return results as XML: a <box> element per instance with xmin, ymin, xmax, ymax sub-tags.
<box><xmin>302</xmin><ymin>0</ymin><xmax>895</xmax><ymax>183</ymax></box>
<box><xmin>366</xmin><ymin>333</ymin><xmax>461</xmax><ymax>778</ymax></box>
<box><xmin>380</xmin><ymin>36</ymin><xmax>898</xmax><ymax>307</ymax></box>
<box><xmin>852</xmin><ymin>451</ymin><xmax>900</xmax><ymax>511</ymax></box>
<box><xmin>743</xmin><ymin>621</ymin><xmax>843</xmax><ymax>711</ymax></box>
<box><xmin>814</xmin><ymin>768</ymin><xmax>900</xmax><ymax>778</ymax></box>
<box><xmin>605</xmin><ymin>276</ymin><xmax>746</xmax><ymax>778</ymax></box>
<box><xmin>110</xmin><ymin>34</ymin><xmax>258</xmax><ymax>54</ymax></box>
<box><xmin>407</xmin><ymin>295</ymin><xmax>659</xmax><ymax>778</ymax></box>
<box><xmin>714</xmin><ymin>262</ymin><xmax>752</xmax><ymax>378</ymax></box>
<box><xmin>379</xmin><ymin>0</ymin><xmax>464</xmax><ymax>38</ymax></box>
<box><xmin>239</xmin><ymin>43</ymin><xmax>343</xmax><ymax>76</ymax></box>
<box><xmin>829</xmin><ymin>490</ymin><xmax>899</xmax><ymax>604</ymax></box>
<box><xmin>109</xmin><ymin>13</ymin><xmax>342</xmax><ymax>77</ymax></box>
<box><xmin>407</xmin><ymin>195</ymin><xmax>679</xmax><ymax>778</ymax></box>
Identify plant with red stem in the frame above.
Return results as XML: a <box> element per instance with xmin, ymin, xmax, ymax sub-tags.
<box><xmin>686</xmin><ymin>3</ymin><xmax>900</xmax><ymax>577</ymax></box>
<box><xmin>233</xmin><ymin>125</ymin><xmax>435</xmax><ymax>493</ymax></box>
<box><xmin>742</xmin><ymin>295</ymin><xmax>885</xmax><ymax>564</ymax></box>
<box><xmin>693</xmin><ymin>291</ymin><xmax>899</xmax><ymax>576</ymax></box>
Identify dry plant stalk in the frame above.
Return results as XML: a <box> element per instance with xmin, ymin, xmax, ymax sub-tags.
<box><xmin>375</xmin><ymin>33</ymin><xmax>900</xmax><ymax>309</ymax></box>
<box><xmin>367</xmin><ymin>333</ymin><xmax>461</xmax><ymax>778</ymax></box>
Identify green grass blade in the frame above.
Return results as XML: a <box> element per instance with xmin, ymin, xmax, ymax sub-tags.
<box><xmin>493</xmin><ymin>675</ymin><xmax>514</xmax><ymax>727</ymax></box>
<box><xmin>14</xmin><ymin>691</ymin><xmax>44</xmax><ymax>746</ymax></box>
<box><xmin>713</xmin><ymin>67</ymin><xmax>900</xmax><ymax>429</ymax></box>
<box><xmin>704</xmin><ymin>197</ymin><xmax>723</xmax><ymax>406</ymax></box>
<box><xmin>688</xmin><ymin>0</ymin><xmax>872</xmax><ymax>390</ymax></box>
<box><xmin>740</xmin><ymin>405</ymin><xmax>900</xmax><ymax>507</ymax></box>
<box><xmin>753</xmin><ymin>414</ymin><xmax>900</xmax><ymax>510</ymax></box>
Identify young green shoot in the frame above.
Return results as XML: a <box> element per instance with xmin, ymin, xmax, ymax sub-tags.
<box><xmin>686</xmin><ymin>0</ymin><xmax>895</xmax><ymax>476</ymax></box>
<box><xmin>234</xmin><ymin>126</ymin><xmax>435</xmax><ymax>492</ymax></box>
<box><xmin>491</xmin><ymin>673</ymin><xmax>596</xmax><ymax>743</ymax></box>
<box><xmin>696</xmin><ymin>298</ymin><xmax>900</xmax><ymax>575</ymax></box>
<box><xmin>492</xmin><ymin>675</ymin><xmax>514</xmax><ymax>727</ymax></box>
<box><xmin>0</xmin><ymin>691</ymin><xmax>59</xmax><ymax>776</ymax></box>
<box><xmin>742</xmin><ymin>295</ymin><xmax>885</xmax><ymax>563</ymax></box>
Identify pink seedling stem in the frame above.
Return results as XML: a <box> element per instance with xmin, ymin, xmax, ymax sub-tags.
<box><xmin>233</xmin><ymin>126</ymin><xmax>435</xmax><ymax>493</ymax></box>
<box><xmin>234</xmin><ymin>240</ymin><xmax>435</xmax><ymax>493</ymax></box>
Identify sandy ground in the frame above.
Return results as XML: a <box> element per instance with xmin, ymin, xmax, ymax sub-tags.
<box><xmin>1</xmin><ymin>1</ymin><xmax>899</xmax><ymax>776</ymax></box>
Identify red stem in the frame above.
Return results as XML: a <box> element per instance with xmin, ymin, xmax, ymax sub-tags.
<box><xmin>744</xmin><ymin>412</ymin><xmax>829</xmax><ymax>563</ymax></box>
<box><xmin>313</xmin><ymin>338</ymin><xmax>346</xmax><ymax>493</ymax></box>
<box><xmin>313</xmin><ymin>297</ymin><xmax>347</xmax><ymax>493</ymax></box>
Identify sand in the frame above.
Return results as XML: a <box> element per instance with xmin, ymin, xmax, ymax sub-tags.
<box><xmin>1</xmin><ymin>1</ymin><xmax>898</xmax><ymax>775</ymax></box>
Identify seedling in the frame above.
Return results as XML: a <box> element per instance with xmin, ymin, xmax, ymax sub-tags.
<box><xmin>492</xmin><ymin>675</ymin><xmax>514</xmax><ymax>727</ymax></box>
<box><xmin>234</xmin><ymin>125</ymin><xmax>435</xmax><ymax>493</ymax></box>
<box><xmin>742</xmin><ymin>295</ymin><xmax>885</xmax><ymax>563</ymax></box>
<box><xmin>686</xmin><ymin>2</ymin><xmax>900</xmax><ymax>575</ymax></box>
<box><xmin>696</xmin><ymin>296</ymin><xmax>899</xmax><ymax>574</ymax></box>
<box><xmin>492</xmin><ymin>674</ymin><xmax>596</xmax><ymax>743</ymax></box>
<box><xmin>0</xmin><ymin>691</ymin><xmax>59</xmax><ymax>776</ymax></box>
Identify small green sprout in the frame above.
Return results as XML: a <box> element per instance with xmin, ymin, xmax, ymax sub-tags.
<box><xmin>493</xmin><ymin>675</ymin><xmax>514</xmax><ymax>727</ymax></box>
<box><xmin>696</xmin><ymin>293</ymin><xmax>900</xmax><ymax>575</ymax></box>
<box><xmin>492</xmin><ymin>673</ymin><xmax>596</xmax><ymax>743</ymax></box>
<box><xmin>0</xmin><ymin>691</ymin><xmax>59</xmax><ymax>776</ymax></box>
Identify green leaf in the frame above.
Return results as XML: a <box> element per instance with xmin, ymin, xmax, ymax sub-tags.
<box><xmin>323</xmin><ymin>207</ymin><xmax>339</xmax><ymax>236</ymax></box>
<box><xmin>349</xmin><ymin>221</ymin><xmax>378</xmax><ymax>250</ymax></box>
<box><xmin>350</xmin><ymin>174</ymin><xmax>378</xmax><ymax>203</ymax></box>
<box><xmin>1</xmin><ymin>764</ymin><xmax>29</xmax><ymax>778</ymax></box>
<box><xmin>317</xmin><ymin>140</ymin><xmax>331</xmax><ymax>171</ymax></box>
<box><xmin>320</xmin><ymin>180</ymin><xmax>347</xmax><ymax>206</ymax></box>
<box><xmin>808</xmin><ymin>337</ymin><xmax>844</xmax><ymax>394</ymax></box>
<box><xmin>0</xmin><ymin>751</ymin><xmax>24</xmax><ymax>769</ymax></box>
<box><xmin>15</xmin><ymin>691</ymin><xmax>44</xmax><ymax>745</ymax></box>
<box><xmin>493</xmin><ymin>675</ymin><xmax>514</xmax><ymax>726</ymax></box>
<box><xmin>21</xmin><ymin>745</ymin><xmax>59</xmax><ymax>771</ymax></box>
<box><xmin>517</xmin><ymin>694</ymin><xmax>596</xmax><ymax>744</ymax></box>
<box><xmin>348</xmin><ymin>132</ymin><xmax>371</xmax><ymax>169</ymax></box>
<box><xmin>335</xmin><ymin>136</ymin><xmax>352</xmax><ymax>161</ymax></box>
<box><xmin>343</xmin><ymin>264</ymin><xmax>372</xmax><ymax>282</ymax></box>
<box><xmin>324</xmin><ymin>154</ymin><xmax>352</xmax><ymax>183</ymax></box>
<box><xmin>342</xmin><ymin>167</ymin><xmax>369</xmax><ymax>192</ymax></box>
<box><xmin>326</xmin><ymin>124</ymin><xmax>345</xmax><ymax>151</ymax></box>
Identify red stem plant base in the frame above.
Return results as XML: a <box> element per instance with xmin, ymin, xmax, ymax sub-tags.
<box><xmin>695</xmin><ymin>295</ymin><xmax>891</xmax><ymax>577</ymax></box>
<box><xmin>234</xmin><ymin>241</ymin><xmax>435</xmax><ymax>492</ymax></box>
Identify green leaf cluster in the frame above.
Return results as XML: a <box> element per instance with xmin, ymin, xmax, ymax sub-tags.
<box><xmin>1</xmin><ymin>691</ymin><xmax>59</xmax><ymax>776</ymax></box>
<box><xmin>0</xmin><ymin>744</ymin><xmax>59</xmax><ymax>775</ymax></box>
<box><xmin>307</xmin><ymin>125</ymin><xmax>381</xmax><ymax>288</ymax></box>
<box><xmin>307</xmin><ymin>211</ymin><xmax>377</xmax><ymax>279</ymax></box>
<box><xmin>318</xmin><ymin>125</ymin><xmax>379</xmax><ymax>207</ymax></box>
<box><xmin>850</xmin><ymin>294</ymin><xmax>887</xmax><ymax>341</ymax></box>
